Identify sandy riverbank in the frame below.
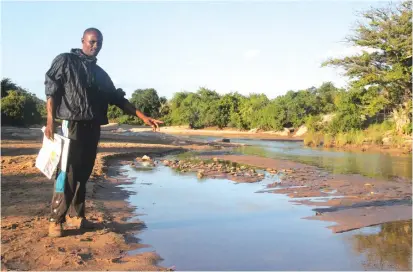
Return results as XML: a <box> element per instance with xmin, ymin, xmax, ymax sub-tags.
<box><xmin>1</xmin><ymin>143</ymin><xmax>188</xmax><ymax>270</ymax></box>
<box><xmin>103</xmin><ymin>124</ymin><xmax>412</xmax><ymax>155</ymax></box>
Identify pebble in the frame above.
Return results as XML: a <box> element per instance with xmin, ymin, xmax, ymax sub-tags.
<box><xmin>142</xmin><ymin>155</ymin><xmax>151</xmax><ymax>161</ymax></box>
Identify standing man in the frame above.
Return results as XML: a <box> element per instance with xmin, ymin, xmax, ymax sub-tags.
<box><xmin>45</xmin><ymin>28</ymin><xmax>163</xmax><ymax>237</ymax></box>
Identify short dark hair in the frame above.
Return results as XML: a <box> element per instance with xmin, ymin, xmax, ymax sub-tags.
<box><xmin>83</xmin><ymin>28</ymin><xmax>102</xmax><ymax>38</ymax></box>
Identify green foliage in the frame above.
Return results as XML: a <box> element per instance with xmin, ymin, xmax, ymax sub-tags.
<box><xmin>1</xmin><ymin>78</ymin><xmax>46</xmax><ymax>126</ymax></box>
<box><xmin>372</xmin><ymin>133</ymin><xmax>384</xmax><ymax>145</ymax></box>
<box><xmin>304</xmin><ymin>131</ymin><xmax>323</xmax><ymax>147</ymax></box>
<box><xmin>323</xmin><ymin>134</ymin><xmax>334</xmax><ymax>148</ymax></box>
<box><xmin>107</xmin><ymin>104</ymin><xmax>123</xmax><ymax>121</ymax></box>
<box><xmin>237</xmin><ymin>94</ymin><xmax>270</xmax><ymax>129</ymax></box>
<box><xmin>1</xmin><ymin>78</ymin><xmax>19</xmax><ymax>98</ymax></box>
<box><xmin>283</xmin><ymin>90</ymin><xmax>319</xmax><ymax>127</ymax></box>
<box><xmin>322</xmin><ymin>1</ymin><xmax>412</xmax><ymax>123</ymax></box>
<box><xmin>130</xmin><ymin>88</ymin><xmax>161</xmax><ymax>118</ymax></box>
<box><xmin>216</xmin><ymin>93</ymin><xmax>243</xmax><ymax>129</ymax></box>
<box><xmin>326</xmin><ymin>90</ymin><xmax>364</xmax><ymax>134</ymax></box>
<box><xmin>403</xmin><ymin>123</ymin><xmax>412</xmax><ymax>135</ymax></box>
<box><xmin>158</xmin><ymin>96</ymin><xmax>170</xmax><ymax>117</ymax></box>
<box><xmin>366</xmin><ymin>120</ymin><xmax>396</xmax><ymax>134</ymax></box>
<box><xmin>390</xmin><ymin>135</ymin><xmax>406</xmax><ymax>147</ymax></box>
<box><xmin>166</xmin><ymin>88</ymin><xmax>222</xmax><ymax>129</ymax></box>
<box><xmin>117</xmin><ymin>115</ymin><xmax>142</xmax><ymax>125</ymax></box>
<box><xmin>256</xmin><ymin>100</ymin><xmax>286</xmax><ymax>131</ymax></box>
<box><xmin>305</xmin><ymin>115</ymin><xmax>323</xmax><ymax>132</ymax></box>
<box><xmin>316</xmin><ymin>82</ymin><xmax>341</xmax><ymax>113</ymax></box>
<box><xmin>345</xmin><ymin>130</ymin><xmax>365</xmax><ymax>145</ymax></box>
<box><xmin>335</xmin><ymin>133</ymin><xmax>348</xmax><ymax>147</ymax></box>
<box><xmin>1</xmin><ymin>89</ymin><xmax>44</xmax><ymax>126</ymax></box>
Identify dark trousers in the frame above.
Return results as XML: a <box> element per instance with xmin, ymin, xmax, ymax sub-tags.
<box><xmin>49</xmin><ymin>121</ymin><xmax>100</xmax><ymax>223</ymax></box>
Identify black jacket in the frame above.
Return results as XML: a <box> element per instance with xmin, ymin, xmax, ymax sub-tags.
<box><xmin>45</xmin><ymin>48</ymin><xmax>127</xmax><ymax>125</ymax></box>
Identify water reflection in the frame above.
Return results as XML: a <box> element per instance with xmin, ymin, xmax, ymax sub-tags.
<box><xmin>350</xmin><ymin>220</ymin><xmax>412</xmax><ymax>271</ymax></box>
<box><xmin>233</xmin><ymin>144</ymin><xmax>412</xmax><ymax>181</ymax></box>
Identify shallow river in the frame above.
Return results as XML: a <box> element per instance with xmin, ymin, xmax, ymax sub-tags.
<box><xmin>121</xmin><ymin>163</ymin><xmax>411</xmax><ymax>270</ymax></box>
<box><xmin>185</xmin><ymin>135</ymin><xmax>412</xmax><ymax>181</ymax></box>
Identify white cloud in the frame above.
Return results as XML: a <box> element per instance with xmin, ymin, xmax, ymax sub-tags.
<box><xmin>243</xmin><ymin>49</ymin><xmax>260</xmax><ymax>60</ymax></box>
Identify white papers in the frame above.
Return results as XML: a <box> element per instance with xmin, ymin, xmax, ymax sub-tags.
<box><xmin>35</xmin><ymin>127</ymin><xmax>70</xmax><ymax>179</ymax></box>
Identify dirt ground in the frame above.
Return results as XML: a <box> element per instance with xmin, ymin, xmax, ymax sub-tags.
<box><xmin>1</xmin><ymin>145</ymin><xmax>186</xmax><ymax>270</ymax></box>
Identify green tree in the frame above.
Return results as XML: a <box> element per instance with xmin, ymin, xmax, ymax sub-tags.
<box><xmin>328</xmin><ymin>90</ymin><xmax>364</xmax><ymax>134</ymax></box>
<box><xmin>107</xmin><ymin>104</ymin><xmax>123</xmax><ymax>121</ymax></box>
<box><xmin>1</xmin><ymin>90</ymin><xmax>43</xmax><ymax>126</ymax></box>
<box><xmin>158</xmin><ymin>96</ymin><xmax>170</xmax><ymax>117</ymax></box>
<box><xmin>283</xmin><ymin>90</ymin><xmax>319</xmax><ymax>127</ymax></box>
<box><xmin>258</xmin><ymin>99</ymin><xmax>287</xmax><ymax>130</ymax></box>
<box><xmin>322</xmin><ymin>1</ymin><xmax>412</xmax><ymax>119</ymax></box>
<box><xmin>1</xmin><ymin>78</ymin><xmax>19</xmax><ymax>97</ymax></box>
<box><xmin>167</xmin><ymin>91</ymin><xmax>188</xmax><ymax>125</ymax></box>
<box><xmin>196</xmin><ymin>87</ymin><xmax>220</xmax><ymax>127</ymax></box>
<box><xmin>130</xmin><ymin>88</ymin><xmax>161</xmax><ymax>118</ymax></box>
<box><xmin>238</xmin><ymin>94</ymin><xmax>269</xmax><ymax>130</ymax></box>
<box><xmin>315</xmin><ymin>82</ymin><xmax>340</xmax><ymax>113</ymax></box>
<box><xmin>216</xmin><ymin>92</ymin><xmax>243</xmax><ymax>128</ymax></box>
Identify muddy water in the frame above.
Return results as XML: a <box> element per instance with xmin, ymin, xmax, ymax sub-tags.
<box><xmin>186</xmin><ymin>136</ymin><xmax>412</xmax><ymax>181</ymax></box>
<box><xmin>121</xmin><ymin>164</ymin><xmax>411</xmax><ymax>270</ymax></box>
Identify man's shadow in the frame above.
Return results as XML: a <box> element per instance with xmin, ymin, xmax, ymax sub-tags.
<box><xmin>63</xmin><ymin>220</ymin><xmax>146</xmax><ymax>241</ymax></box>
<box><xmin>63</xmin><ymin>221</ymin><xmax>105</xmax><ymax>236</ymax></box>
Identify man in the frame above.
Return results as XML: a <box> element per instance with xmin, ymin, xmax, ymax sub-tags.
<box><xmin>45</xmin><ymin>28</ymin><xmax>163</xmax><ymax>237</ymax></box>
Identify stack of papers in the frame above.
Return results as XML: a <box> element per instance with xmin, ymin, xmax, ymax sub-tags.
<box><xmin>35</xmin><ymin>127</ymin><xmax>70</xmax><ymax>180</ymax></box>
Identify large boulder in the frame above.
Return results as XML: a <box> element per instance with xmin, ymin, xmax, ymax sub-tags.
<box><xmin>322</xmin><ymin>114</ymin><xmax>335</xmax><ymax>123</ymax></box>
<box><xmin>274</xmin><ymin>128</ymin><xmax>290</xmax><ymax>136</ymax></box>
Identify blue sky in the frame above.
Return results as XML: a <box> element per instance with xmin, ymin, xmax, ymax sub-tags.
<box><xmin>2</xmin><ymin>1</ymin><xmax>391</xmax><ymax>100</ymax></box>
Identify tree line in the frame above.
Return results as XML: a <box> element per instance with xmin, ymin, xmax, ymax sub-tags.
<box><xmin>2</xmin><ymin>1</ymin><xmax>411</xmax><ymax>135</ymax></box>
<box><xmin>1</xmin><ymin>78</ymin><xmax>46</xmax><ymax>126</ymax></box>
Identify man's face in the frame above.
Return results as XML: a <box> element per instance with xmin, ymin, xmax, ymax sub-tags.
<box><xmin>82</xmin><ymin>31</ymin><xmax>103</xmax><ymax>57</ymax></box>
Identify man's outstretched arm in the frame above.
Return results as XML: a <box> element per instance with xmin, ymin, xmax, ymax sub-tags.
<box><xmin>121</xmin><ymin>100</ymin><xmax>164</xmax><ymax>131</ymax></box>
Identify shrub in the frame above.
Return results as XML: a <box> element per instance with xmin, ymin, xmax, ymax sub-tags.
<box><xmin>323</xmin><ymin>134</ymin><xmax>334</xmax><ymax>147</ymax></box>
<box><xmin>304</xmin><ymin>131</ymin><xmax>323</xmax><ymax>147</ymax></box>
<box><xmin>335</xmin><ymin>133</ymin><xmax>348</xmax><ymax>147</ymax></box>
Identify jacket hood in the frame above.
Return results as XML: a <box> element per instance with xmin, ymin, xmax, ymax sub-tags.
<box><xmin>70</xmin><ymin>48</ymin><xmax>97</xmax><ymax>64</ymax></box>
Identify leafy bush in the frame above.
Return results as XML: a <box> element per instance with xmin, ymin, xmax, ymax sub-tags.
<box><xmin>118</xmin><ymin>115</ymin><xmax>142</xmax><ymax>125</ymax></box>
<box><xmin>402</xmin><ymin>123</ymin><xmax>412</xmax><ymax>135</ymax></box>
<box><xmin>305</xmin><ymin>115</ymin><xmax>323</xmax><ymax>132</ymax></box>
<box><xmin>323</xmin><ymin>134</ymin><xmax>334</xmax><ymax>147</ymax></box>
<box><xmin>335</xmin><ymin>133</ymin><xmax>348</xmax><ymax>147</ymax></box>
<box><xmin>1</xmin><ymin>90</ymin><xmax>44</xmax><ymax>126</ymax></box>
<box><xmin>327</xmin><ymin>112</ymin><xmax>364</xmax><ymax>135</ymax></box>
<box><xmin>304</xmin><ymin>131</ymin><xmax>323</xmax><ymax>147</ymax></box>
